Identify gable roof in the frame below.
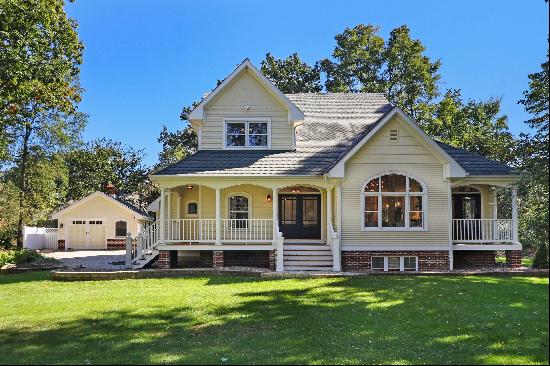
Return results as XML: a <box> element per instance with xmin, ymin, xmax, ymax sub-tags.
<box><xmin>154</xmin><ymin>92</ymin><xmax>516</xmax><ymax>178</ymax></box>
<box><xmin>51</xmin><ymin>191</ymin><xmax>154</xmax><ymax>220</ymax></box>
<box><xmin>187</xmin><ymin>59</ymin><xmax>304</xmax><ymax>122</ymax></box>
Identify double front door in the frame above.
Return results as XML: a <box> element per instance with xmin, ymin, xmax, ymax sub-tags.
<box><xmin>278</xmin><ymin>194</ymin><xmax>321</xmax><ymax>239</ymax></box>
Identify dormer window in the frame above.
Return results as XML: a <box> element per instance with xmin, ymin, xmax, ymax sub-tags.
<box><xmin>224</xmin><ymin>119</ymin><xmax>270</xmax><ymax>149</ymax></box>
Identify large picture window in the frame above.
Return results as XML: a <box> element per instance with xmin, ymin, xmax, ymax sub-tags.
<box><xmin>363</xmin><ymin>174</ymin><xmax>426</xmax><ymax>230</ymax></box>
<box><xmin>225</xmin><ymin>120</ymin><xmax>270</xmax><ymax>148</ymax></box>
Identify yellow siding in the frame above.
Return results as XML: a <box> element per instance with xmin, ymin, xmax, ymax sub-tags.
<box><xmin>57</xmin><ymin>194</ymin><xmax>142</xmax><ymax>241</ymax></box>
<box><xmin>201</xmin><ymin>71</ymin><xmax>293</xmax><ymax>150</ymax></box>
<box><xmin>340</xmin><ymin>116</ymin><xmax>450</xmax><ymax>248</ymax></box>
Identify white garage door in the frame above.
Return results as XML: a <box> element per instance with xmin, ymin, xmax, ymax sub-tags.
<box><xmin>67</xmin><ymin>219</ymin><xmax>106</xmax><ymax>249</ymax></box>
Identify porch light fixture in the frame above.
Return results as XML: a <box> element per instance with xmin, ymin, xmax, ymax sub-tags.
<box><xmin>186</xmin><ymin>185</ymin><xmax>193</xmax><ymax>190</ymax></box>
<box><xmin>291</xmin><ymin>188</ymin><xmax>300</xmax><ymax>193</ymax></box>
<box><xmin>266</xmin><ymin>194</ymin><xmax>272</xmax><ymax>203</ymax></box>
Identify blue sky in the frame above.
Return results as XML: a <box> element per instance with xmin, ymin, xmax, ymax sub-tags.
<box><xmin>65</xmin><ymin>0</ymin><xmax>548</xmax><ymax>166</ymax></box>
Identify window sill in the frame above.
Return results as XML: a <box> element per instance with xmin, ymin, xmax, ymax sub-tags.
<box><xmin>362</xmin><ymin>227</ymin><xmax>428</xmax><ymax>232</ymax></box>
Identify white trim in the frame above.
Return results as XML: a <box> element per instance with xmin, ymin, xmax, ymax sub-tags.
<box><xmin>188</xmin><ymin>59</ymin><xmax>304</xmax><ymax>122</ymax></box>
<box><xmin>342</xmin><ymin>245</ymin><xmax>449</xmax><ymax>251</ymax></box>
<box><xmin>157</xmin><ymin>244</ymin><xmax>275</xmax><ymax>251</ymax></box>
<box><xmin>114</xmin><ymin>220</ymin><xmax>128</xmax><ymax>238</ymax></box>
<box><xmin>223</xmin><ymin>118</ymin><xmax>272</xmax><ymax>149</ymax></box>
<box><xmin>360</xmin><ymin>172</ymin><xmax>428</xmax><ymax>232</ymax></box>
<box><xmin>327</xmin><ymin>107</ymin><xmax>467</xmax><ymax>178</ymax></box>
<box><xmin>371</xmin><ymin>256</ymin><xmax>418</xmax><ymax>272</ymax></box>
<box><xmin>51</xmin><ymin>191</ymin><xmax>151</xmax><ymax>220</ymax></box>
<box><xmin>453</xmin><ymin>244</ymin><xmax>522</xmax><ymax>251</ymax></box>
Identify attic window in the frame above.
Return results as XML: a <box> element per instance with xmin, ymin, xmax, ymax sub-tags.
<box><xmin>389</xmin><ymin>129</ymin><xmax>399</xmax><ymax>143</ymax></box>
<box><xmin>224</xmin><ymin>119</ymin><xmax>270</xmax><ymax>149</ymax></box>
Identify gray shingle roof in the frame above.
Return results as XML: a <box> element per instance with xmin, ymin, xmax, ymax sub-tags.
<box><xmin>437</xmin><ymin>142</ymin><xmax>517</xmax><ymax>176</ymax></box>
<box><xmin>112</xmin><ymin>196</ymin><xmax>155</xmax><ymax>220</ymax></box>
<box><xmin>154</xmin><ymin>93</ymin><xmax>516</xmax><ymax>177</ymax></box>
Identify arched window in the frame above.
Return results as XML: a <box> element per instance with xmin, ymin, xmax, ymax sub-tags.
<box><xmin>363</xmin><ymin>174</ymin><xmax>427</xmax><ymax>230</ymax></box>
<box><xmin>228</xmin><ymin>194</ymin><xmax>250</xmax><ymax>228</ymax></box>
<box><xmin>115</xmin><ymin>220</ymin><xmax>127</xmax><ymax>237</ymax></box>
<box><xmin>187</xmin><ymin>202</ymin><xmax>198</xmax><ymax>215</ymax></box>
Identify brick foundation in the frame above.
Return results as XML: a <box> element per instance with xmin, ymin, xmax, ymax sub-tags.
<box><xmin>505</xmin><ymin>250</ymin><xmax>522</xmax><ymax>268</ymax></box>
<box><xmin>342</xmin><ymin>251</ymin><xmax>449</xmax><ymax>271</ymax></box>
<box><xmin>157</xmin><ymin>250</ymin><xmax>177</xmax><ymax>269</ymax></box>
<box><xmin>269</xmin><ymin>250</ymin><xmax>276</xmax><ymax>270</ymax></box>
<box><xmin>223</xmin><ymin>251</ymin><xmax>272</xmax><ymax>269</ymax></box>
<box><xmin>57</xmin><ymin>240</ymin><xmax>65</xmax><ymax>250</ymax></box>
<box><xmin>213</xmin><ymin>251</ymin><xmax>224</xmax><ymax>268</ymax></box>
<box><xmin>107</xmin><ymin>239</ymin><xmax>126</xmax><ymax>250</ymax></box>
<box><xmin>454</xmin><ymin>251</ymin><xmax>496</xmax><ymax>269</ymax></box>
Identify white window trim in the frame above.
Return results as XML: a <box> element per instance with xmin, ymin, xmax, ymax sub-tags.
<box><xmin>226</xmin><ymin>192</ymin><xmax>252</xmax><ymax>229</ymax></box>
<box><xmin>361</xmin><ymin>172</ymin><xmax>429</xmax><ymax>232</ymax></box>
<box><xmin>223</xmin><ymin>118</ymin><xmax>272</xmax><ymax>149</ymax></box>
<box><xmin>371</xmin><ymin>256</ymin><xmax>419</xmax><ymax>272</ymax></box>
<box><xmin>185</xmin><ymin>200</ymin><xmax>199</xmax><ymax>217</ymax></box>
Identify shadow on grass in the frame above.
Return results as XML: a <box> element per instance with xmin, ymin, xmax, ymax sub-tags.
<box><xmin>0</xmin><ymin>276</ymin><xmax>547</xmax><ymax>364</ymax></box>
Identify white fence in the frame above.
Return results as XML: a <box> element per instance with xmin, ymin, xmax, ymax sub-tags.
<box><xmin>452</xmin><ymin>219</ymin><xmax>513</xmax><ymax>243</ymax></box>
<box><xmin>23</xmin><ymin>227</ymin><xmax>59</xmax><ymax>250</ymax></box>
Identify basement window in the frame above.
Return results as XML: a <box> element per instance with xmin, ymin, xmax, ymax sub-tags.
<box><xmin>371</xmin><ymin>256</ymin><xmax>418</xmax><ymax>272</ymax></box>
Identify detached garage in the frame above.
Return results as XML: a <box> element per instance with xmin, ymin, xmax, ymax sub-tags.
<box><xmin>51</xmin><ymin>191</ymin><xmax>153</xmax><ymax>250</ymax></box>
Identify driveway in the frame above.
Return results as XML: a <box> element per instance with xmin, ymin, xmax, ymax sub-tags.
<box><xmin>42</xmin><ymin>250</ymin><xmax>126</xmax><ymax>270</ymax></box>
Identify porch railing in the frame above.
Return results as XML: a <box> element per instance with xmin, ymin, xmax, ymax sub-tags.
<box><xmin>164</xmin><ymin>218</ymin><xmax>274</xmax><ymax>244</ymax></box>
<box><xmin>221</xmin><ymin>219</ymin><xmax>273</xmax><ymax>243</ymax></box>
<box><xmin>452</xmin><ymin>219</ymin><xmax>514</xmax><ymax>243</ymax></box>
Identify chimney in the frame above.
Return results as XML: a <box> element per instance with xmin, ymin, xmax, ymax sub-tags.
<box><xmin>105</xmin><ymin>182</ymin><xmax>116</xmax><ymax>197</ymax></box>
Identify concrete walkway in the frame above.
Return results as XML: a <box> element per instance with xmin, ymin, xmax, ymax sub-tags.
<box><xmin>42</xmin><ymin>250</ymin><xmax>126</xmax><ymax>270</ymax></box>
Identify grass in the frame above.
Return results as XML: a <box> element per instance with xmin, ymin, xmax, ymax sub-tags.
<box><xmin>0</xmin><ymin>273</ymin><xmax>548</xmax><ymax>365</ymax></box>
<box><xmin>496</xmin><ymin>256</ymin><xmax>534</xmax><ymax>267</ymax></box>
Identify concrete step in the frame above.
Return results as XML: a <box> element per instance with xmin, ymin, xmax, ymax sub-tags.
<box><xmin>283</xmin><ymin>260</ymin><xmax>333</xmax><ymax>266</ymax></box>
<box><xmin>284</xmin><ymin>255</ymin><xmax>333</xmax><ymax>261</ymax></box>
<box><xmin>284</xmin><ymin>245</ymin><xmax>331</xmax><ymax>251</ymax></box>
<box><xmin>284</xmin><ymin>265</ymin><xmax>334</xmax><ymax>271</ymax></box>
<box><xmin>283</xmin><ymin>250</ymin><xmax>332</xmax><ymax>256</ymax></box>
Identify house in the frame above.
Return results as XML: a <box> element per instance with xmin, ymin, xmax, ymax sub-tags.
<box><xmin>52</xmin><ymin>187</ymin><xmax>153</xmax><ymax>250</ymax></box>
<box><xmin>133</xmin><ymin>59</ymin><xmax>521</xmax><ymax>271</ymax></box>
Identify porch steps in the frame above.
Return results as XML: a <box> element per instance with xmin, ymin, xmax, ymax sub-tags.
<box><xmin>132</xmin><ymin>249</ymin><xmax>159</xmax><ymax>269</ymax></box>
<box><xmin>283</xmin><ymin>244</ymin><xmax>333</xmax><ymax>271</ymax></box>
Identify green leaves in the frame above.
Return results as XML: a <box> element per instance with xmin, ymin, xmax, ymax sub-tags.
<box><xmin>261</xmin><ymin>53</ymin><xmax>322</xmax><ymax>93</ymax></box>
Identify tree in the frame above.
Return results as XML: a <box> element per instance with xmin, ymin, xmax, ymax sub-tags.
<box><xmin>320</xmin><ymin>24</ymin><xmax>385</xmax><ymax>93</ymax></box>
<box><xmin>517</xmin><ymin>51</ymin><xmax>549</xmax><ymax>268</ymax></box>
<box><xmin>0</xmin><ymin>0</ymin><xmax>85</xmax><ymax>247</ymax></box>
<box><xmin>155</xmin><ymin>125</ymin><xmax>197</xmax><ymax>170</ymax></box>
<box><xmin>261</xmin><ymin>53</ymin><xmax>322</xmax><ymax>93</ymax></box>
<box><xmin>384</xmin><ymin>25</ymin><xmax>441</xmax><ymax>123</ymax></box>
<box><xmin>429</xmin><ymin>89</ymin><xmax>517</xmax><ymax>163</ymax></box>
<box><xmin>65</xmin><ymin>139</ymin><xmax>154</xmax><ymax>209</ymax></box>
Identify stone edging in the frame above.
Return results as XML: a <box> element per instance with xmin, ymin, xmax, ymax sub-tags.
<box><xmin>1</xmin><ymin>266</ymin><xmax>64</xmax><ymax>275</ymax></box>
<box><xmin>50</xmin><ymin>268</ymin><xmax>549</xmax><ymax>281</ymax></box>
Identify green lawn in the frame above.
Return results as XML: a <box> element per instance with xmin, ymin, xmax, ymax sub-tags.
<box><xmin>0</xmin><ymin>273</ymin><xmax>548</xmax><ymax>365</ymax></box>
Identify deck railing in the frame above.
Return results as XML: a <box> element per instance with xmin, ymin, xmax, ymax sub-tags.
<box><xmin>221</xmin><ymin>219</ymin><xmax>274</xmax><ymax>243</ymax></box>
<box><xmin>166</xmin><ymin>219</ymin><xmax>216</xmax><ymax>243</ymax></box>
<box><xmin>452</xmin><ymin>219</ymin><xmax>514</xmax><ymax>243</ymax></box>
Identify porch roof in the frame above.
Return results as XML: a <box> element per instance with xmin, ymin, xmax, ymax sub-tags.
<box><xmin>153</xmin><ymin>93</ymin><xmax>517</xmax><ymax>177</ymax></box>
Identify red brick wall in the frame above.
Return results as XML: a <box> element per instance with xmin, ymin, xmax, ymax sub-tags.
<box><xmin>57</xmin><ymin>240</ymin><xmax>65</xmax><ymax>250</ymax></box>
<box><xmin>454</xmin><ymin>251</ymin><xmax>496</xmax><ymax>269</ymax></box>
<box><xmin>157</xmin><ymin>250</ymin><xmax>175</xmax><ymax>269</ymax></box>
<box><xmin>213</xmin><ymin>251</ymin><xmax>224</xmax><ymax>268</ymax></box>
<box><xmin>505</xmin><ymin>250</ymin><xmax>522</xmax><ymax>268</ymax></box>
<box><xmin>107</xmin><ymin>239</ymin><xmax>126</xmax><ymax>250</ymax></box>
<box><xmin>342</xmin><ymin>251</ymin><xmax>449</xmax><ymax>271</ymax></box>
<box><xmin>223</xmin><ymin>251</ymin><xmax>273</xmax><ymax>269</ymax></box>
<box><xmin>269</xmin><ymin>250</ymin><xmax>276</xmax><ymax>271</ymax></box>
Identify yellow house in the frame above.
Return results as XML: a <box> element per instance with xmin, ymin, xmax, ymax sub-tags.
<box><xmin>134</xmin><ymin>59</ymin><xmax>520</xmax><ymax>272</ymax></box>
<box><xmin>52</xmin><ymin>191</ymin><xmax>153</xmax><ymax>250</ymax></box>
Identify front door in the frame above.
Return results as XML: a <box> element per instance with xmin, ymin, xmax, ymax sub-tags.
<box><xmin>279</xmin><ymin>194</ymin><xmax>321</xmax><ymax>239</ymax></box>
<box><xmin>452</xmin><ymin>194</ymin><xmax>482</xmax><ymax>240</ymax></box>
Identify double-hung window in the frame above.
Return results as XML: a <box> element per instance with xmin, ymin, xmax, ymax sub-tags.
<box><xmin>225</xmin><ymin>119</ymin><xmax>270</xmax><ymax>148</ymax></box>
<box><xmin>363</xmin><ymin>174</ymin><xmax>426</xmax><ymax>230</ymax></box>
<box><xmin>228</xmin><ymin>195</ymin><xmax>250</xmax><ymax>228</ymax></box>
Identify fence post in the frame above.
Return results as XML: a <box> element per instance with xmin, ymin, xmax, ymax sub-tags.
<box><xmin>125</xmin><ymin>233</ymin><xmax>133</xmax><ymax>269</ymax></box>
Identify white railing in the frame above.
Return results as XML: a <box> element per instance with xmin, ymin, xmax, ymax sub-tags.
<box><xmin>328</xmin><ymin>221</ymin><xmax>341</xmax><ymax>271</ymax></box>
<box><xmin>130</xmin><ymin>220</ymin><xmax>160</xmax><ymax>264</ymax></box>
<box><xmin>221</xmin><ymin>219</ymin><xmax>274</xmax><ymax>243</ymax></box>
<box><xmin>452</xmin><ymin>219</ymin><xmax>514</xmax><ymax>243</ymax></box>
<box><xmin>166</xmin><ymin>219</ymin><xmax>216</xmax><ymax>243</ymax></box>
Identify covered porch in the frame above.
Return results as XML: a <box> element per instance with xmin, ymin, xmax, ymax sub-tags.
<box><xmin>451</xmin><ymin>179</ymin><xmax>520</xmax><ymax>251</ymax></box>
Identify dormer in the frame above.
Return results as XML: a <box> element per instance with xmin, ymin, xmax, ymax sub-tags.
<box><xmin>188</xmin><ymin>59</ymin><xmax>304</xmax><ymax>150</ymax></box>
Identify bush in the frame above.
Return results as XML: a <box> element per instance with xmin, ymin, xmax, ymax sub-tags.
<box><xmin>0</xmin><ymin>249</ymin><xmax>56</xmax><ymax>268</ymax></box>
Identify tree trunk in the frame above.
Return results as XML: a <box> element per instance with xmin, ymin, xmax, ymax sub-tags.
<box><xmin>16</xmin><ymin>123</ymin><xmax>32</xmax><ymax>248</ymax></box>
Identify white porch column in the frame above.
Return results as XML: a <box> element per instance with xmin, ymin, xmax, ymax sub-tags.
<box><xmin>215</xmin><ymin>188</ymin><xmax>221</xmax><ymax>245</ymax></box>
<box><xmin>272</xmin><ymin>188</ymin><xmax>279</xmax><ymax>239</ymax></box>
<box><xmin>336</xmin><ymin>184</ymin><xmax>342</xmax><ymax>233</ymax></box>
<box><xmin>326</xmin><ymin>187</ymin><xmax>333</xmax><ymax>245</ymax></box>
<box><xmin>491</xmin><ymin>188</ymin><xmax>498</xmax><ymax>219</ymax></box>
<box><xmin>176</xmin><ymin>193</ymin><xmax>181</xmax><ymax>219</ymax></box>
<box><xmin>159</xmin><ymin>187</ymin><xmax>166</xmax><ymax>243</ymax></box>
<box><xmin>511</xmin><ymin>187</ymin><xmax>519</xmax><ymax>243</ymax></box>
<box><xmin>166</xmin><ymin>188</ymin><xmax>171</xmax><ymax>240</ymax></box>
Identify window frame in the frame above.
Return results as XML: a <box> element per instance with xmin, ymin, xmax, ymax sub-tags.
<box><xmin>361</xmin><ymin>172</ymin><xmax>428</xmax><ymax>231</ymax></box>
<box><xmin>223</xmin><ymin>118</ymin><xmax>271</xmax><ymax>149</ymax></box>
<box><xmin>371</xmin><ymin>256</ymin><xmax>419</xmax><ymax>272</ymax></box>
<box><xmin>227</xmin><ymin>193</ymin><xmax>252</xmax><ymax>229</ymax></box>
<box><xmin>186</xmin><ymin>201</ymin><xmax>199</xmax><ymax>217</ymax></box>
<box><xmin>115</xmin><ymin>220</ymin><xmax>127</xmax><ymax>238</ymax></box>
